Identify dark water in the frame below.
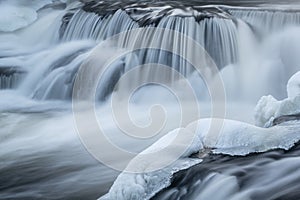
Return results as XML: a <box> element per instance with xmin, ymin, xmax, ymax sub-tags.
<box><xmin>153</xmin><ymin>140</ymin><xmax>300</xmax><ymax>200</ymax></box>
<box><xmin>0</xmin><ymin>112</ymin><xmax>118</xmax><ymax>200</ymax></box>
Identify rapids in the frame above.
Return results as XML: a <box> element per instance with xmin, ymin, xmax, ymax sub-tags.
<box><xmin>1</xmin><ymin>1</ymin><xmax>300</xmax><ymax>200</ymax></box>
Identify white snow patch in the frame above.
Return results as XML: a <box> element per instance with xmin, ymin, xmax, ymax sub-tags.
<box><xmin>190</xmin><ymin>118</ymin><xmax>300</xmax><ymax>155</ymax></box>
<box><xmin>287</xmin><ymin>71</ymin><xmax>300</xmax><ymax>98</ymax></box>
<box><xmin>255</xmin><ymin>71</ymin><xmax>300</xmax><ymax>127</ymax></box>
<box><xmin>100</xmin><ymin>117</ymin><xmax>300</xmax><ymax>200</ymax></box>
<box><xmin>100</xmin><ymin>128</ymin><xmax>203</xmax><ymax>200</ymax></box>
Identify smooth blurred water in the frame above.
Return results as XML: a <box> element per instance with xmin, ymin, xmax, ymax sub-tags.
<box><xmin>1</xmin><ymin>0</ymin><xmax>300</xmax><ymax>199</ymax></box>
<box><xmin>153</xmin><ymin>137</ymin><xmax>300</xmax><ymax>200</ymax></box>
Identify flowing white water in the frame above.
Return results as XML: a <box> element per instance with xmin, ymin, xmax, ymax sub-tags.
<box><xmin>1</xmin><ymin>1</ymin><xmax>300</xmax><ymax>200</ymax></box>
<box><xmin>3</xmin><ymin>5</ymin><xmax>297</xmax><ymax>104</ymax></box>
<box><xmin>229</xmin><ymin>8</ymin><xmax>300</xmax><ymax>36</ymax></box>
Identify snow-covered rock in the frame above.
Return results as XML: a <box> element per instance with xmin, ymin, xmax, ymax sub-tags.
<box><xmin>287</xmin><ymin>71</ymin><xmax>300</xmax><ymax>98</ymax></box>
<box><xmin>255</xmin><ymin>71</ymin><xmax>300</xmax><ymax>127</ymax></box>
<box><xmin>101</xmin><ymin>71</ymin><xmax>300</xmax><ymax>200</ymax></box>
<box><xmin>100</xmin><ymin>117</ymin><xmax>300</xmax><ymax>200</ymax></box>
<box><xmin>100</xmin><ymin>128</ymin><xmax>203</xmax><ymax>200</ymax></box>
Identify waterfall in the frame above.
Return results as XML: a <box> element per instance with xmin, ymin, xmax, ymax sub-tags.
<box><xmin>62</xmin><ymin>10</ymin><xmax>139</xmax><ymax>41</ymax></box>
<box><xmin>1</xmin><ymin>0</ymin><xmax>300</xmax><ymax>101</ymax></box>
<box><xmin>62</xmin><ymin>9</ymin><xmax>238</xmax><ymax>69</ymax></box>
<box><xmin>55</xmin><ymin>8</ymin><xmax>239</xmax><ymax>101</ymax></box>
<box><xmin>229</xmin><ymin>8</ymin><xmax>300</xmax><ymax>36</ymax></box>
<box><xmin>6</xmin><ymin>4</ymin><xmax>299</xmax><ymax>101</ymax></box>
<box><xmin>0</xmin><ymin>67</ymin><xmax>25</xmax><ymax>89</ymax></box>
<box><xmin>19</xmin><ymin>41</ymin><xmax>95</xmax><ymax>100</ymax></box>
<box><xmin>2</xmin><ymin>1</ymin><xmax>300</xmax><ymax>200</ymax></box>
<box><xmin>1</xmin><ymin>1</ymin><xmax>300</xmax><ymax>102</ymax></box>
<box><xmin>0</xmin><ymin>74</ymin><xmax>23</xmax><ymax>89</ymax></box>
<box><xmin>60</xmin><ymin>6</ymin><xmax>300</xmax><ymax>102</ymax></box>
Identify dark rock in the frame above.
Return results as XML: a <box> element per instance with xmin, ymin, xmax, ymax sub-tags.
<box><xmin>273</xmin><ymin>113</ymin><xmax>300</xmax><ymax>126</ymax></box>
<box><xmin>0</xmin><ymin>67</ymin><xmax>26</xmax><ymax>76</ymax></box>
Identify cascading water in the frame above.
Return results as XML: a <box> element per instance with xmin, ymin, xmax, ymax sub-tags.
<box><xmin>229</xmin><ymin>8</ymin><xmax>300</xmax><ymax>36</ymax></box>
<box><xmin>62</xmin><ymin>8</ymin><xmax>238</xmax><ymax>69</ymax></box>
<box><xmin>1</xmin><ymin>0</ymin><xmax>300</xmax><ymax>200</ymax></box>
<box><xmin>0</xmin><ymin>67</ymin><xmax>25</xmax><ymax>89</ymax></box>
<box><xmin>10</xmin><ymin>2</ymin><xmax>299</xmax><ymax>102</ymax></box>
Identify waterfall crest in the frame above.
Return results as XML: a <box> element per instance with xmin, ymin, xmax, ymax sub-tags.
<box><xmin>1</xmin><ymin>2</ymin><xmax>300</xmax><ymax>102</ymax></box>
<box><xmin>229</xmin><ymin>8</ymin><xmax>300</xmax><ymax>35</ymax></box>
<box><xmin>62</xmin><ymin>8</ymin><xmax>238</xmax><ymax>68</ymax></box>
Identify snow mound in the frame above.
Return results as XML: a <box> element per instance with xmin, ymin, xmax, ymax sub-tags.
<box><xmin>255</xmin><ymin>71</ymin><xmax>300</xmax><ymax>127</ymax></box>
<box><xmin>100</xmin><ymin>128</ymin><xmax>203</xmax><ymax>200</ymax></box>
<box><xmin>101</xmin><ymin>157</ymin><xmax>201</xmax><ymax>200</ymax></box>
<box><xmin>191</xmin><ymin>118</ymin><xmax>300</xmax><ymax>155</ymax></box>
<box><xmin>287</xmin><ymin>71</ymin><xmax>300</xmax><ymax>98</ymax></box>
<box><xmin>100</xmin><ymin>117</ymin><xmax>300</xmax><ymax>200</ymax></box>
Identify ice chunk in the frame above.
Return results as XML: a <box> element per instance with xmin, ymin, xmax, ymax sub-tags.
<box><xmin>255</xmin><ymin>71</ymin><xmax>300</xmax><ymax>127</ymax></box>
<box><xmin>254</xmin><ymin>95</ymin><xmax>280</xmax><ymax>127</ymax></box>
<box><xmin>287</xmin><ymin>71</ymin><xmax>300</xmax><ymax>98</ymax></box>
<box><xmin>190</xmin><ymin>118</ymin><xmax>300</xmax><ymax>155</ymax></box>
<box><xmin>255</xmin><ymin>95</ymin><xmax>300</xmax><ymax>127</ymax></box>
<box><xmin>100</xmin><ymin>128</ymin><xmax>203</xmax><ymax>200</ymax></box>
<box><xmin>100</xmin><ymin>117</ymin><xmax>300</xmax><ymax>200</ymax></box>
<box><xmin>100</xmin><ymin>158</ymin><xmax>201</xmax><ymax>200</ymax></box>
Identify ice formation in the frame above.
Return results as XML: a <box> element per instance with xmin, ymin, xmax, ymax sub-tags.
<box><xmin>100</xmin><ymin>128</ymin><xmax>204</xmax><ymax>200</ymax></box>
<box><xmin>101</xmin><ymin>71</ymin><xmax>300</xmax><ymax>200</ymax></box>
<box><xmin>255</xmin><ymin>71</ymin><xmax>300</xmax><ymax>127</ymax></box>
<box><xmin>101</xmin><ymin>118</ymin><xmax>300</xmax><ymax>200</ymax></box>
<box><xmin>287</xmin><ymin>71</ymin><xmax>300</xmax><ymax>98</ymax></box>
